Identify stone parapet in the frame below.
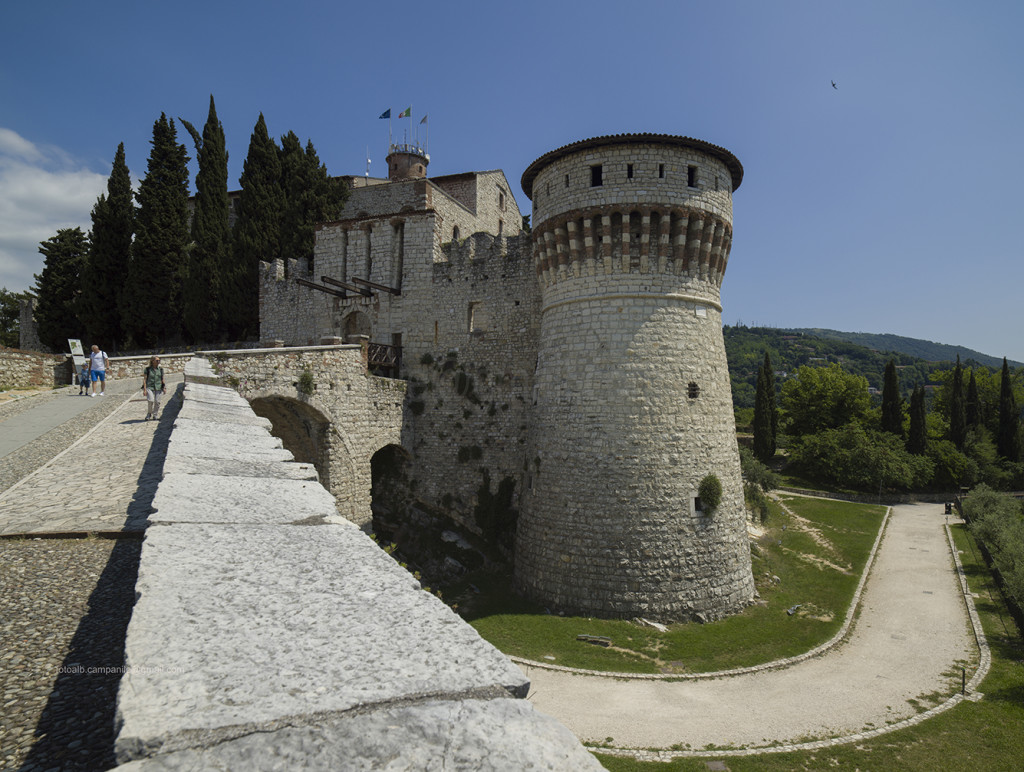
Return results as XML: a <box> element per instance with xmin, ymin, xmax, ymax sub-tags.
<box><xmin>113</xmin><ymin>378</ymin><xmax>601</xmax><ymax>770</ymax></box>
<box><xmin>0</xmin><ymin>347</ymin><xmax>71</xmax><ymax>389</ymax></box>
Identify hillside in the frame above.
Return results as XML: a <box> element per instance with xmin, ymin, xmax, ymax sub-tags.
<box><xmin>723</xmin><ymin>326</ymin><xmax>965</xmax><ymax>409</ymax></box>
<box><xmin>785</xmin><ymin>328</ymin><xmax>1023</xmax><ymax>370</ymax></box>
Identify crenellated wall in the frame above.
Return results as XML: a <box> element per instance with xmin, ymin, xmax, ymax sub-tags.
<box><xmin>256</xmin><ymin>133</ymin><xmax>755</xmax><ymax>623</ymax></box>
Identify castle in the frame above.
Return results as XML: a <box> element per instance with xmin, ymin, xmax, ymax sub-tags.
<box><xmin>259</xmin><ymin>133</ymin><xmax>755</xmax><ymax>622</ymax></box>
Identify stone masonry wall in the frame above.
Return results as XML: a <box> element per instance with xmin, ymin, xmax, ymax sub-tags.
<box><xmin>0</xmin><ymin>348</ymin><xmax>70</xmax><ymax>389</ymax></box>
<box><xmin>112</xmin><ymin>362</ymin><xmax>601</xmax><ymax>770</ymax></box>
<box><xmin>207</xmin><ymin>345</ymin><xmax>407</xmax><ymax>527</ymax></box>
<box><xmin>515</xmin><ymin>136</ymin><xmax>754</xmax><ymax>621</ymax></box>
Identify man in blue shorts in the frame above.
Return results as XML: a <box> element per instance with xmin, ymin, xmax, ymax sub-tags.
<box><xmin>89</xmin><ymin>344</ymin><xmax>110</xmax><ymax>396</ymax></box>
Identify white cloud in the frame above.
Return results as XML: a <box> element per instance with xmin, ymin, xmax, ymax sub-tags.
<box><xmin>0</xmin><ymin>128</ymin><xmax>107</xmax><ymax>292</ymax></box>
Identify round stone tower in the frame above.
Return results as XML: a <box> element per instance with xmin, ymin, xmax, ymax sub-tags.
<box><xmin>515</xmin><ymin>133</ymin><xmax>755</xmax><ymax>622</ymax></box>
<box><xmin>387</xmin><ymin>143</ymin><xmax>429</xmax><ymax>180</ymax></box>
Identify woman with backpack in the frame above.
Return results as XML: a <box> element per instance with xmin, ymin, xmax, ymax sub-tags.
<box><xmin>142</xmin><ymin>356</ymin><xmax>166</xmax><ymax>421</ymax></box>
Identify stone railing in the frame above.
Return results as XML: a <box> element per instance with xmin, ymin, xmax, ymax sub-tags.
<box><xmin>112</xmin><ymin>358</ymin><xmax>600</xmax><ymax>769</ymax></box>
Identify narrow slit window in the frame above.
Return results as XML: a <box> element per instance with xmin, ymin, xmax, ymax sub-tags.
<box><xmin>564</xmin><ymin>173</ymin><xmax>569</xmax><ymax>188</ymax></box>
<box><xmin>658</xmin><ymin>163</ymin><xmax>665</xmax><ymax>179</ymax></box>
<box><xmin>687</xmin><ymin>165</ymin><xmax>698</xmax><ymax>188</ymax></box>
<box><xmin>627</xmin><ymin>163</ymin><xmax>634</xmax><ymax>179</ymax></box>
<box><xmin>688</xmin><ymin>382</ymin><xmax>700</xmax><ymax>399</ymax></box>
<box><xmin>591</xmin><ymin>164</ymin><xmax>603</xmax><ymax>187</ymax></box>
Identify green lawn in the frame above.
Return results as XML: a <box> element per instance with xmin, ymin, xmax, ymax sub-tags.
<box><xmin>463</xmin><ymin>496</ymin><xmax>886</xmax><ymax>674</ymax></box>
<box><xmin>592</xmin><ymin>523</ymin><xmax>1024</xmax><ymax>770</ymax></box>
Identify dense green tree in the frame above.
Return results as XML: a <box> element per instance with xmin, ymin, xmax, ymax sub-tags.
<box><xmin>964</xmin><ymin>484</ymin><xmax>1024</xmax><ymax>606</ymax></box>
<box><xmin>966</xmin><ymin>369</ymin><xmax>981</xmax><ymax>429</ymax></box>
<box><xmin>752</xmin><ymin>352</ymin><xmax>777</xmax><ymax>461</ymax></box>
<box><xmin>781</xmin><ymin>363</ymin><xmax>872</xmax><ymax>436</ymax></box>
<box><xmin>123</xmin><ymin>114</ymin><xmax>190</xmax><ymax>347</ymax></box>
<box><xmin>949</xmin><ymin>356</ymin><xmax>967</xmax><ymax>451</ymax></box>
<box><xmin>0</xmin><ymin>288</ymin><xmax>26</xmax><ymax>348</ymax></box>
<box><xmin>278</xmin><ymin>133</ymin><xmax>347</xmax><ymax>274</ymax></box>
<box><xmin>81</xmin><ymin>143</ymin><xmax>134</xmax><ymax>351</ymax></box>
<box><xmin>907</xmin><ymin>384</ymin><xmax>928</xmax><ymax>455</ymax></box>
<box><xmin>231</xmin><ymin>113</ymin><xmax>283</xmax><ymax>339</ymax></box>
<box><xmin>32</xmin><ymin>228</ymin><xmax>89</xmax><ymax>351</ymax></box>
<box><xmin>881</xmin><ymin>359</ymin><xmax>904</xmax><ymax>437</ymax></box>
<box><xmin>180</xmin><ymin>96</ymin><xmax>230</xmax><ymax>342</ymax></box>
<box><xmin>998</xmin><ymin>358</ymin><xmax>1020</xmax><ymax>461</ymax></box>
<box><xmin>789</xmin><ymin>422</ymin><xmax>932</xmax><ymax>492</ymax></box>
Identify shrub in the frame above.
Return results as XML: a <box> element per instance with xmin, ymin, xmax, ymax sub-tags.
<box><xmin>698</xmin><ymin>474</ymin><xmax>722</xmax><ymax>513</ymax></box>
<box><xmin>297</xmin><ymin>369</ymin><xmax>315</xmax><ymax>395</ymax></box>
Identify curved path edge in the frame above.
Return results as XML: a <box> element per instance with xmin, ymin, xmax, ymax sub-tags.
<box><xmin>511</xmin><ymin>499</ymin><xmax>893</xmax><ymax>681</ymax></box>
<box><xmin>593</xmin><ymin>520</ymin><xmax>990</xmax><ymax>761</ymax></box>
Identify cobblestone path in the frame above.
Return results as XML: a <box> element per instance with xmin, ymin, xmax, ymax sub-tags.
<box><xmin>0</xmin><ymin>382</ymin><xmax>182</xmax><ymax>771</ymax></box>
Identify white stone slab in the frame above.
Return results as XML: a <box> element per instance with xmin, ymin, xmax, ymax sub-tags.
<box><xmin>114</xmin><ymin>698</ymin><xmax>603</xmax><ymax>770</ymax></box>
<box><xmin>171</xmin><ymin>418</ymin><xmax>284</xmax><ymax>445</ymax></box>
<box><xmin>176</xmin><ymin>402</ymin><xmax>272</xmax><ymax>429</ymax></box>
<box><xmin>161</xmin><ymin>455</ymin><xmax>318</xmax><ymax>481</ymax></box>
<box><xmin>165</xmin><ymin>435</ymin><xmax>294</xmax><ymax>463</ymax></box>
<box><xmin>150</xmin><ymin>474</ymin><xmax>338</xmax><ymax>525</ymax></box>
<box><xmin>115</xmin><ymin>523</ymin><xmax>530</xmax><ymax>762</ymax></box>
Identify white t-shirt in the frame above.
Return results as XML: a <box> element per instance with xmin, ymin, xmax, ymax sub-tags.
<box><xmin>90</xmin><ymin>351</ymin><xmax>107</xmax><ymax>371</ymax></box>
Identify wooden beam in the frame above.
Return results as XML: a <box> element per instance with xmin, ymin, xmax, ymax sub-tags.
<box><xmin>351</xmin><ymin>276</ymin><xmax>401</xmax><ymax>296</ymax></box>
<box><xmin>295</xmin><ymin>278</ymin><xmax>347</xmax><ymax>298</ymax></box>
<box><xmin>321</xmin><ymin>276</ymin><xmax>371</xmax><ymax>296</ymax></box>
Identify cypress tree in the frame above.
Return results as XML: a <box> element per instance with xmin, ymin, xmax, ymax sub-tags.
<box><xmin>279</xmin><ymin>133</ymin><xmax>349</xmax><ymax>275</ymax></box>
<box><xmin>966</xmin><ymin>369</ymin><xmax>981</xmax><ymax>429</ymax></box>
<box><xmin>907</xmin><ymin>384</ymin><xmax>928</xmax><ymax>455</ymax></box>
<box><xmin>752</xmin><ymin>352</ymin><xmax>777</xmax><ymax>462</ymax></box>
<box><xmin>32</xmin><ymin>228</ymin><xmax>89</xmax><ymax>351</ymax></box>
<box><xmin>124</xmin><ymin>113</ymin><xmax>190</xmax><ymax>347</ymax></box>
<box><xmin>880</xmin><ymin>359</ymin><xmax>904</xmax><ymax>437</ymax></box>
<box><xmin>180</xmin><ymin>96</ymin><xmax>230</xmax><ymax>343</ymax></box>
<box><xmin>949</xmin><ymin>355</ymin><xmax>967</xmax><ymax>451</ymax></box>
<box><xmin>81</xmin><ymin>143</ymin><xmax>134</xmax><ymax>350</ymax></box>
<box><xmin>997</xmin><ymin>358</ymin><xmax>1020</xmax><ymax>460</ymax></box>
<box><xmin>231</xmin><ymin>113</ymin><xmax>283</xmax><ymax>340</ymax></box>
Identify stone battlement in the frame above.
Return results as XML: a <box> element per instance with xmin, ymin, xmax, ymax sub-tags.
<box><xmin>113</xmin><ymin>363</ymin><xmax>601</xmax><ymax>770</ymax></box>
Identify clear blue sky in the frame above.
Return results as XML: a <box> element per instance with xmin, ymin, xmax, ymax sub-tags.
<box><xmin>2</xmin><ymin>0</ymin><xmax>1021</xmax><ymax>361</ymax></box>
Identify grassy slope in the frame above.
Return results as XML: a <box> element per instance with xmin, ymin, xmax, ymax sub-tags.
<box><xmin>593</xmin><ymin>523</ymin><xmax>1024</xmax><ymax>770</ymax></box>
<box><xmin>466</xmin><ymin>497</ymin><xmax>884</xmax><ymax>675</ymax></box>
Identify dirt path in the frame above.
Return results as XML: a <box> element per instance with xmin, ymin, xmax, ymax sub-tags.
<box><xmin>522</xmin><ymin>502</ymin><xmax>975</xmax><ymax>752</ymax></box>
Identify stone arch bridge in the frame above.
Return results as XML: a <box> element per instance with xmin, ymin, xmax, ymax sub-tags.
<box><xmin>204</xmin><ymin>344</ymin><xmax>409</xmax><ymax>528</ymax></box>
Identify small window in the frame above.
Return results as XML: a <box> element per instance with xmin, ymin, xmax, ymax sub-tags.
<box><xmin>693</xmin><ymin>495</ymin><xmax>704</xmax><ymax>514</ymax></box>
<box><xmin>658</xmin><ymin>163</ymin><xmax>665</xmax><ymax>179</ymax></box>
<box><xmin>452</xmin><ymin>225</ymin><xmax>460</xmax><ymax>241</ymax></box>
<box><xmin>687</xmin><ymin>165</ymin><xmax>698</xmax><ymax>187</ymax></box>
<box><xmin>546</xmin><ymin>182</ymin><xmax>551</xmax><ymax>196</ymax></box>
<box><xmin>497</xmin><ymin>219</ymin><xmax>503</xmax><ymax>236</ymax></box>
<box><xmin>688</xmin><ymin>382</ymin><xmax>700</xmax><ymax>399</ymax></box>
<box><xmin>591</xmin><ymin>164</ymin><xmax>603</xmax><ymax>187</ymax></box>
<box><xmin>468</xmin><ymin>301</ymin><xmax>487</xmax><ymax>333</ymax></box>
<box><xmin>499</xmin><ymin>191</ymin><xmax>506</xmax><ymax>211</ymax></box>
<box><xmin>564</xmin><ymin>173</ymin><xmax>569</xmax><ymax>188</ymax></box>
<box><xmin>627</xmin><ymin>163</ymin><xmax>634</xmax><ymax>179</ymax></box>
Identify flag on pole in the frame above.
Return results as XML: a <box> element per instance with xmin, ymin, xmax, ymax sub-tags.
<box><xmin>398</xmin><ymin>107</ymin><xmax>411</xmax><ymax>118</ymax></box>
<box><xmin>378</xmin><ymin>109</ymin><xmax>391</xmax><ymax>119</ymax></box>
<box><xmin>420</xmin><ymin>114</ymin><xmax>428</xmax><ymax>124</ymax></box>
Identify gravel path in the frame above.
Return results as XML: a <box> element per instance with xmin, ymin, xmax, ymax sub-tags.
<box><xmin>0</xmin><ymin>538</ymin><xmax>141</xmax><ymax>771</ymax></box>
<box><xmin>523</xmin><ymin>501</ymin><xmax>976</xmax><ymax>753</ymax></box>
<box><xmin>0</xmin><ymin>381</ymin><xmax>182</xmax><ymax>770</ymax></box>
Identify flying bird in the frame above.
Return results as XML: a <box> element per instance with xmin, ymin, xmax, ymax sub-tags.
<box><xmin>831</xmin><ymin>80</ymin><xmax>838</xmax><ymax>89</ymax></box>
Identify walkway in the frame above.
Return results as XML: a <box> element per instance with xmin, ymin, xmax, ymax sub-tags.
<box><xmin>0</xmin><ymin>375</ymin><xmax>183</xmax><ymax>535</ymax></box>
<box><xmin>0</xmin><ymin>376</ymin><xmax>183</xmax><ymax>770</ymax></box>
<box><xmin>523</xmin><ymin>501</ymin><xmax>979</xmax><ymax>756</ymax></box>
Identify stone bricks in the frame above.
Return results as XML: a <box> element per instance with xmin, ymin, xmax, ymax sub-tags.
<box><xmin>253</xmin><ymin>133</ymin><xmax>754</xmax><ymax>623</ymax></box>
